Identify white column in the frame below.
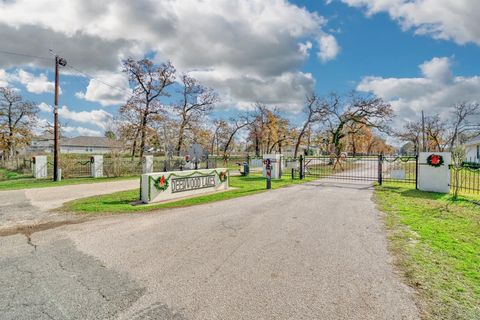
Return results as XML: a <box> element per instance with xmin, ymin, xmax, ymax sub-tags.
<box><xmin>418</xmin><ymin>152</ymin><xmax>452</xmax><ymax>193</ymax></box>
<box><xmin>91</xmin><ymin>155</ymin><xmax>103</xmax><ymax>178</ymax></box>
<box><xmin>33</xmin><ymin>156</ymin><xmax>47</xmax><ymax>179</ymax></box>
<box><xmin>143</xmin><ymin>155</ymin><xmax>153</xmax><ymax>174</ymax></box>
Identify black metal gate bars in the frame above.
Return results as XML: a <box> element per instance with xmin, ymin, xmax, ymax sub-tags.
<box><xmin>303</xmin><ymin>155</ymin><xmax>418</xmax><ymax>186</ymax></box>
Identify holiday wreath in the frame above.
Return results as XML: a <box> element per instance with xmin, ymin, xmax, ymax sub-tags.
<box><xmin>427</xmin><ymin>154</ymin><xmax>444</xmax><ymax>167</ymax></box>
<box><xmin>154</xmin><ymin>175</ymin><xmax>169</xmax><ymax>191</ymax></box>
<box><xmin>219</xmin><ymin>171</ymin><xmax>227</xmax><ymax>182</ymax></box>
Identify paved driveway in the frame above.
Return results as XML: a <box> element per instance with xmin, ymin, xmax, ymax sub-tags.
<box><xmin>0</xmin><ymin>179</ymin><xmax>419</xmax><ymax>319</ymax></box>
<box><xmin>0</xmin><ymin>179</ymin><xmax>139</xmax><ymax>232</ymax></box>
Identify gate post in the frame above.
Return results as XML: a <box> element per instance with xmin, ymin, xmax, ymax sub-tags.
<box><xmin>299</xmin><ymin>155</ymin><xmax>304</xmax><ymax>180</ymax></box>
<box><xmin>90</xmin><ymin>155</ymin><xmax>103</xmax><ymax>178</ymax></box>
<box><xmin>378</xmin><ymin>154</ymin><xmax>383</xmax><ymax>185</ymax></box>
<box><xmin>32</xmin><ymin>155</ymin><xmax>47</xmax><ymax>179</ymax></box>
<box><xmin>415</xmin><ymin>155</ymin><xmax>419</xmax><ymax>190</ymax></box>
<box><xmin>142</xmin><ymin>155</ymin><xmax>153</xmax><ymax>174</ymax></box>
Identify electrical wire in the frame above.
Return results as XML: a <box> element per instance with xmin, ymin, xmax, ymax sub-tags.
<box><xmin>0</xmin><ymin>49</ymin><xmax>51</xmax><ymax>61</ymax></box>
<box><xmin>66</xmin><ymin>64</ymin><xmax>133</xmax><ymax>97</ymax></box>
<box><xmin>0</xmin><ymin>48</ymin><xmax>133</xmax><ymax>98</ymax></box>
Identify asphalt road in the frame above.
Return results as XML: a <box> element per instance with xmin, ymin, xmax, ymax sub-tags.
<box><xmin>0</xmin><ymin>179</ymin><xmax>139</xmax><ymax>232</ymax></box>
<box><xmin>0</xmin><ymin>179</ymin><xmax>419</xmax><ymax>319</ymax></box>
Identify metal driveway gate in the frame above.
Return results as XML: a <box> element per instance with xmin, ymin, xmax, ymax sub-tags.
<box><xmin>303</xmin><ymin>155</ymin><xmax>418</xmax><ymax>186</ymax></box>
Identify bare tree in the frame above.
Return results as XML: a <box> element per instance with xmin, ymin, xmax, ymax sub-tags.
<box><xmin>222</xmin><ymin>115</ymin><xmax>253</xmax><ymax>161</ymax></box>
<box><xmin>425</xmin><ymin>115</ymin><xmax>448</xmax><ymax>152</ymax></box>
<box><xmin>210</xmin><ymin>120</ymin><xmax>228</xmax><ymax>155</ymax></box>
<box><xmin>451</xmin><ymin>145</ymin><xmax>466</xmax><ymax>200</ymax></box>
<box><xmin>448</xmin><ymin>102</ymin><xmax>480</xmax><ymax>150</ymax></box>
<box><xmin>174</xmin><ymin>74</ymin><xmax>218</xmax><ymax>155</ymax></box>
<box><xmin>397</xmin><ymin>120</ymin><xmax>423</xmax><ymax>154</ymax></box>
<box><xmin>0</xmin><ymin>87</ymin><xmax>38</xmax><ymax>160</ymax></box>
<box><xmin>294</xmin><ymin>94</ymin><xmax>323</xmax><ymax>158</ymax></box>
<box><xmin>320</xmin><ymin>93</ymin><xmax>393</xmax><ymax>156</ymax></box>
<box><xmin>120</xmin><ymin>58</ymin><xmax>175</xmax><ymax>158</ymax></box>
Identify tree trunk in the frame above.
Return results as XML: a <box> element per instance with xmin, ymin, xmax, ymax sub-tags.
<box><xmin>176</xmin><ymin>121</ymin><xmax>186</xmax><ymax>156</ymax></box>
<box><xmin>254</xmin><ymin>134</ymin><xmax>260</xmax><ymax>157</ymax></box>
<box><xmin>139</xmin><ymin>122</ymin><xmax>147</xmax><ymax>159</ymax></box>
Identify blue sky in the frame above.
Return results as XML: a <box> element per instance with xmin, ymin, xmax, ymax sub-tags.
<box><xmin>0</xmin><ymin>0</ymin><xmax>479</xmax><ymax>135</ymax></box>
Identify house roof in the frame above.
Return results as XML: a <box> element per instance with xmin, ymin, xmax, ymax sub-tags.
<box><xmin>465</xmin><ymin>136</ymin><xmax>480</xmax><ymax>146</ymax></box>
<box><xmin>61</xmin><ymin>136</ymin><xmax>112</xmax><ymax>148</ymax></box>
<box><xmin>33</xmin><ymin>132</ymin><xmax>54</xmax><ymax>141</ymax></box>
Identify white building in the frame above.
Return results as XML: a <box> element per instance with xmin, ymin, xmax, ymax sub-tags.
<box><xmin>464</xmin><ymin>136</ymin><xmax>480</xmax><ymax>162</ymax></box>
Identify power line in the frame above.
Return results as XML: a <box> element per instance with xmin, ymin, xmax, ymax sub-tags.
<box><xmin>48</xmin><ymin>48</ymin><xmax>133</xmax><ymax>97</ymax></box>
<box><xmin>1</xmin><ymin>48</ymin><xmax>133</xmax><ymax>99</ymax></box>
<box><xmin>0</xmin><ymin>49</ymin><xmax>50</xmax><ymax>61</ymax></box>
<box><xmin>66</xmin><ymin>64</ymin><xmax>134</xmax><ymax>98</ymax></box>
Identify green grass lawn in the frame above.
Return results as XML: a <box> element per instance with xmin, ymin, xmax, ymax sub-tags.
<box><xmin>0</xmin><ymin>168</ymin><xmax>33</xmax><ymax>181</ymax></box>
<box><xmin>375</xmin><ymin>182</ymin><xmax>480</xmax><ymax>320</ymax></box>
<box><xmin>64</xmin><ymin>173</ymin><xmax>316</xmax><ymax>214</ymax></box>
<box><xmin>0</xmin><ymin>175</ymin><xmax>139</xmax><ymax>191</ymax></box>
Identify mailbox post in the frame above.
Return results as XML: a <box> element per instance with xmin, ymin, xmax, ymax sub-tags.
<box><xmin>265</xmin><ymin>158</ymin><xmax>272</xmax><ymax>189</ymax></box>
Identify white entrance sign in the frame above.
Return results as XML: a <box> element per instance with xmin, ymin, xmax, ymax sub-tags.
<box><xmin>262</xmin><ymin>154</ymin><xmax>282</xmax><ymax>179</ymax></box>
<box><xmin>141</xmin><ymin>168</ymin><xmax>229</xmax><ymax>204</ymax></box>
<box><xmin>418</xmin><ymin>152</ymin><xmax>452</xmax><ymax>193</ymax></box>
<box><xmin>33</xmin><ymin>155</ymin><xmax>47</xmax><ymax>179</ymax></box>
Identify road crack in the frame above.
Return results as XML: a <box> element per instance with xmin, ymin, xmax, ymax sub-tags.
<box><xmin>25</xmin><ymin>233</ymin><xmax>37</xmax><ymax>250</ymax></box>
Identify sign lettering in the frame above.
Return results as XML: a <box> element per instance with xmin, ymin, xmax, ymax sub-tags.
<box><xmin>171</xmin><ymin>175</ymin><xmax>216</xmax><ymax>193</ymax></box>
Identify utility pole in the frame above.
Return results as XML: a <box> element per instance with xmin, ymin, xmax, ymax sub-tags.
<box><xmin>53</xmin><ymin>55</ymin><xmax>67</xmax><ymax>181</ymax></box>
<box><xmin>421</xmin><ymin>110</ymin><xmax>426</xmax><ymax>152</ymax></box>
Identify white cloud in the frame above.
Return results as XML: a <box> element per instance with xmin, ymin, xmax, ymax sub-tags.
<box><xmin>0</xmin><ymin>0</ymin><xmax>340</xmax><ymax>111</ymax></box>
<box><xmin>342</xmin><ymin>0</ymin><xmax>480</xmax><ymax>45</ymax></box>
<box><xmin>317</xmin><ymin>34</ymin><xmax>341</xmax><ymax>62</ymax></box>
<box><xmin>32</xmin><ymin>117</ymin><xmax>51</xmax><ymax>134</ymax></box>
<box><xmin>1</xmin><ymin>69</ymin><xmax>60</xmax><ymax>94</ymax></box>
<box><xmin>356</xmin><ymin>57</ymin><xmax>480</xmax><ymax>126</ymax></box>
<box><xmin>38</xmin><ymin>102</ymin><xmax>53</xmax><ymax>113</ymax></box>
<box><xmin>0</xmin><ymin>69</ymin><xmax>9</xmax><ymax>87</ymax></box>
<box><xmin>13</xmin><ymin>69</ymin><xmax>59</xmax><ymax>94</ymax></box>
<box><xmin>63</xmin><ymin>126</ymin><xmax>103</xmax><ymax>137</ymax></box>
<box><xmin>58</xmin><ymin>106</ymin><xmax>113</xmax><ymax>130</ymax></box>
<box><xmin>75</xmin><ymin>72</ymin><xmax>131</xmax><ymax>107</ymax></box>
<box><xmin>190</xmin><ymin>70</ymin><xmax>315</xmax><ymax>113</ymax></box>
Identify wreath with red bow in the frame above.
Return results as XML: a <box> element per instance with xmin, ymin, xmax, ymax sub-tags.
<box><xmin>154</xmin><ymin>175</ymin><xmax>169</xmax><ymax>191</ymax></box>
<box><xmin>427</xmin><ymin>154</ymin><xmax>444</xmax><ymax>167</ymax></box>
<box><xmin>219</xmin><ymin>171</ymin><xmax>227</xmax><ymax>182</ymax></box>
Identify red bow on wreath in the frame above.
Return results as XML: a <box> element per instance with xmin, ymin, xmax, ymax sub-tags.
<box><xmin>219</xmin><ymin>171</ymin><xmax>227</xmax><ymax>182</ymax></box>
<box><xmin>154</xmin><ymin>175</ymin><xmax>169</xmax><ymax>191</ymax></box>
<box><xmin>427</xmin><ymin>154</ymin><xmax>444</xmax><ymax>167</ymax></box>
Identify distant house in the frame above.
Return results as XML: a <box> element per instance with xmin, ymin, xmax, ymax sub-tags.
<box><xmin>464</xmin><ymin>136</ymin><xmax>480</xmax><ymax>162</ymax></box>
<box><xmin>61</xmin><ymin>136</ymin><xmax>117</xmax><ymax>154</ymax></box>
<box><xmin>28</xmin><ymin>132</ymin><xmax>55</xmax><ymax>153</ymax></box>
<box><xmin>28</xmin><ymin>134</ymin><xmax>120</xmax><ymax>154</ymax></box>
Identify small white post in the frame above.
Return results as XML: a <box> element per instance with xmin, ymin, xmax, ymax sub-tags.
<box><xmin>142</xmin><ymin>155</ymin><xmax>153</xmax><ymax>174</ymax></box>
<box><xmin>33</xmin><ymin>155</ymin><xmax>47</xmax><ymax>179</ymax></box>
<box><xmin>418</xmin><ymin>152</ymin><xmax>452</xmax><ymax>193</ymax></box>
<box><xmin>91</xmin><ymin>155</ymin><xmax>103</xmax><ymax>178</ymax></box>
